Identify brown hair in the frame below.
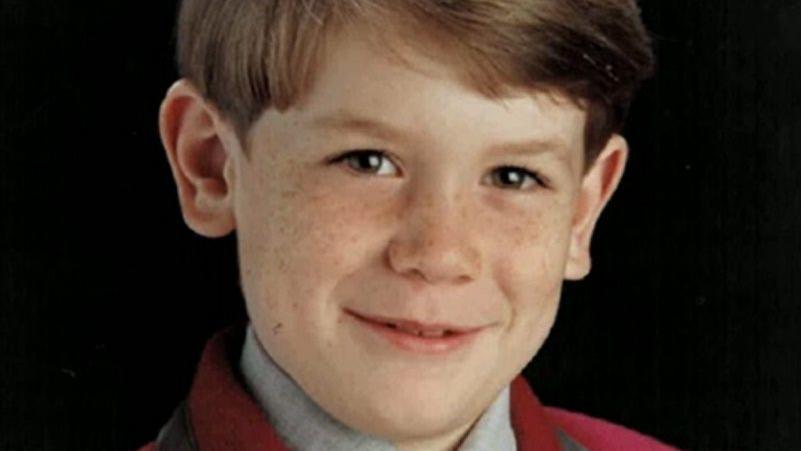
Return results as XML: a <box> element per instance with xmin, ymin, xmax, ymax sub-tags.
<box><xmin>176</xmin><ymin>0</ymin><xmax>655</xmax><ymax>167</ymax></box>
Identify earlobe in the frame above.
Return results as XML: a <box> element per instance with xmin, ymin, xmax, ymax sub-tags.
<box><xmin>564</xmin><ymin>135</ymin><xmax>628</xmax><ymax>281</ymax></box>
<box><xmin>159</xmin><ymin>80</ymin><xmax>238</xmax><ymax>238</ymax></box>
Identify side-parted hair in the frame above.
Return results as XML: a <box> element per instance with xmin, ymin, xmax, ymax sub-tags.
<box><xmin>176</xmin><ymin>0</ymin><xmax>655</xmax><ymax>167</ymax></box>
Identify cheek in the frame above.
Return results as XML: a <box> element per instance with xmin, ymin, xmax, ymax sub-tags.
<box><xmin>235</xmin><ymin>172</ymin><xmax>381</xmax><ymax>318</ymax></box>
<box><xmin>491</xmin><ymin>200</ymin><xmax>574</xmax><ymax>324</ymax></box>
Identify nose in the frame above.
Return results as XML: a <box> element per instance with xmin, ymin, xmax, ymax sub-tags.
<box><xmin>387</xmin><ymin>184</ymin><xmax>482</xmax><ymax>286</ymax></box>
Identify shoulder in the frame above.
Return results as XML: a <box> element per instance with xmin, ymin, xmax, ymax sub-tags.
<box><xmin>137</xmin><ymin>443</ymin><xmax>156</xmax><ymax>451</ymax></box>
<box><xmin>545</xmin><ymin>406</ymin><xmax>677</xmax><ymax>451</ymax></box>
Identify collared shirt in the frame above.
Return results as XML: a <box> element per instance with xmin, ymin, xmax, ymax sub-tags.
<box><xmin>144</xmin><ymin>325</ymin><xmax>674</xmax><ymax>451</ymax></box>
<box><xmin>239</xmin><ymin>324</ymin><xmax>517</xmax><ymax>451</ymax></box>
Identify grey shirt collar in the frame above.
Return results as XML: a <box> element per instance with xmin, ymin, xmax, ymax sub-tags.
<box><xmin>239</xmin><ymin>324</ymin><xmax>517</xmax><ymax>451</ymax></box>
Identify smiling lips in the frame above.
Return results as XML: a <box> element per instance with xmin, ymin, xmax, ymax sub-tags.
<box><xmin>346</xmin><ymin>309</ymin><xmax>486</xmax><ymax>354</ymax></box>
<box><xmin>345</xmin><ymin>309</ymin><xmax>483</xmax><ymax>337</ymax></box>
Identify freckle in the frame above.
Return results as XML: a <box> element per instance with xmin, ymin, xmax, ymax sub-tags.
<box><xmin>272</xmin><ymin>322</ymin><xmax>283</xmax><ymax>335</ymax></box>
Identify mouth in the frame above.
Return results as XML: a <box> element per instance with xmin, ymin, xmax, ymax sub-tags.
<box><xmin>344</xmin><ymin>309</ymin><xmax>486</xmax><ymax>354</ymax></box>
<box><xmin>346</xmin><ymin>309</ymin><xmax>481</xmax><ymax>335</ymax></box>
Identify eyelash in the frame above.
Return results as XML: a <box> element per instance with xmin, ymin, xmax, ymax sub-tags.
<box><xmin>328</xmin><ymin>149</ymin><xmax>548</xmax><ymax>191</ymax></box>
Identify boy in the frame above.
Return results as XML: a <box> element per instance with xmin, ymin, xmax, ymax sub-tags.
<box><xmin>143</xmin><ymin>0</ymin><xmax>675</xmax><ymax>449</ymax></box>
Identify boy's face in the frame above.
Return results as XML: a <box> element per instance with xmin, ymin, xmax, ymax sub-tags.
<box><xmin>163</xmin><ymin>26</ymin><xmax>626</xmax><ymax>448</ymax></box>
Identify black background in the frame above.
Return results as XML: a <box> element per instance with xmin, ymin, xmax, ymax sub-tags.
<box><xmin>2</xmin><ymin>1</ymin><xmax>801</xmax><ymax>450</ymax></box>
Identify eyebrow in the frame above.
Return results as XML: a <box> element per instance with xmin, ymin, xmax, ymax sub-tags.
<box><xmin>485</xmin><ymin>137</ymin><xmax>568</xmax><ymax>161</ymax></box>
<box><xmin>310</xmin><ymin>112</ymin><xmax>409</xmax><ymax>143</ymax></box>
<box><xmin>309</xmin><ymin>112</ymin><xmax>569</xmax><ymax>161</ymax></box>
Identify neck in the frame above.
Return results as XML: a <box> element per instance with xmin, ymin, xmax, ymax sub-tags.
<box><xmin>239</xmin><ymin>323</ymin><xmax>516</xmax><ymax>451</ymax></box>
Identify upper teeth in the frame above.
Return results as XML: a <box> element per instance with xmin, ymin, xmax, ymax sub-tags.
<box><xmin>393</xmin><ymin>324</ymin><xmax>448</xmax><ymax>337</ymax></box>
<box><xmin>420</xmin><ymin>330</ymin><xmax>447</xmax><ymax>337</ymax></box>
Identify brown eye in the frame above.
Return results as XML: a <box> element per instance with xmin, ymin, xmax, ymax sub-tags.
<box><xmin>331</xmin><ymin>150</ymin><xmax>399</xmax><ymax>176</ymax></box>
<box><xmin>490</xmin><ymin>166</ymin><xmax>545</xmax><ymax>190</ymax></box>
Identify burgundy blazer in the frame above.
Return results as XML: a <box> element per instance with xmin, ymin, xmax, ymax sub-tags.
<box><xmin>139</xmin><ymin>326</ymin><xmax>676</xmax><ymax>450</ymax></box>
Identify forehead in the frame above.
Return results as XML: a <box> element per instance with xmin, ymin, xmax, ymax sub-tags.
<box><xmin>264</xmin><ymin>27</ymin><xmax>586</xmax><ymax>168</ymax></box>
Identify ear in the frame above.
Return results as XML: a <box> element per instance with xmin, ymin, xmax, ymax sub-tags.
<box><xmin>159</xmin><ymin>79</ymin><xmax>239</xmax><ymax>238</ymax></box>
<box><xmin>564</xmin><ymin>134</ymin><xmax>628</xmax><ymax>280</ymax></box>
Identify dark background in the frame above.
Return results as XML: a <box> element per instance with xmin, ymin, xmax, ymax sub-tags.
<box><xmin>2</xmin><ymin>1</ymin><xmax>800</xmax><ymax>450</ymax></box>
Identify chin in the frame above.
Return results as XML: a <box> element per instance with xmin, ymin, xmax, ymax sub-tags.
<box><xmin>355</xmin><ymin>409</ymin><xmax>464</xmax><ymax>445</ymax></box>
<box><xmin>343</xmin><ymin>381</ymin><xmax>473</xmax><ymax>442</ymax></box>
